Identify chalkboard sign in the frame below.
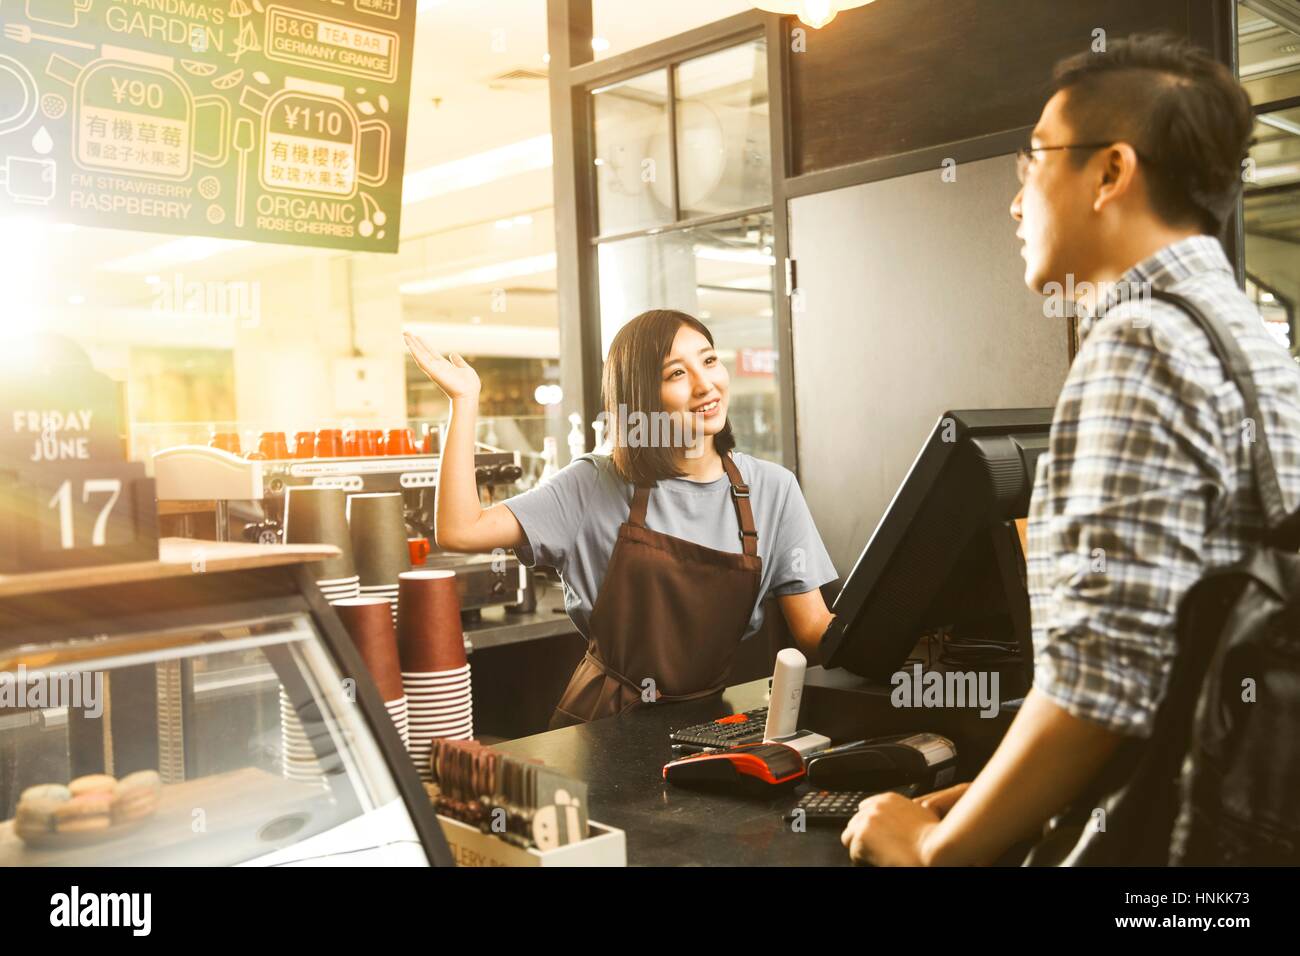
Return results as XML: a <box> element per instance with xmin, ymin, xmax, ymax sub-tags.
<box><xmin>0</xmin><ymin>0</ymin><xmax>416</xmax><ymax>252</ymax></box>
<box><xmin>0</xmin><ymin>335</ymin><xmax>158</xmax><ymax>572</ymax></box>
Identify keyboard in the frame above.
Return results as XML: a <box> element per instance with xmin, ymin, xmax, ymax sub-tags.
<box><xmin>669</xmin><ymin>707</ymin><xmax>769</xmax><ymax>751</ymax></box>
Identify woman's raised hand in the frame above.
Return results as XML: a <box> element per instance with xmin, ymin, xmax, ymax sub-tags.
<box><xmin>404</xmin><ymin>332</ymin><xmax>481</xmax><ymax>401</ymax></box>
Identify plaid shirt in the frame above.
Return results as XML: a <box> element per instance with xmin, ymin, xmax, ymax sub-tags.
<box><xmin>1026</xmin><ymin>235</ymin><xmax>1300</xmax><ymax>737</ymax></box>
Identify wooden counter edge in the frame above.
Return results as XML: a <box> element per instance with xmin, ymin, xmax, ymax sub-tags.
<box><xmin>0</xmin><ymin>538</ymin><xmax>341</xmax><ymax>599</ymax></box>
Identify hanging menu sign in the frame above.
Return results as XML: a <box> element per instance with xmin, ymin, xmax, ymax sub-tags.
<box><xmin>0</xmin><ymin>0</ymin><xmax>415</xmax><ymax>252</ymax></box>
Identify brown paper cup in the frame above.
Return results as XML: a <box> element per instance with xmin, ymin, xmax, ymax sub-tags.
<box><xmin>396</xmin><ymin>570</ymin><xmax>466</xmax><ymax>672</ymax></box>
<box><xmin>332</xmin><ymin>597</ymin><xmax>404</xmax><ymax>701</ymax></box>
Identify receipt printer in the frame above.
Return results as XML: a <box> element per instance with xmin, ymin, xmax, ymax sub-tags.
<box><xmin>804</xmin><ymin>733</ymin><xmax>958</xmax><ymax>792</ymax></box>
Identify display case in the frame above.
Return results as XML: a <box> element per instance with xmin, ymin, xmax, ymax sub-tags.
<box><xmin>0</xmin><ymin>540</ymin><xmax>453</xmax><ymax>866</ymax></box>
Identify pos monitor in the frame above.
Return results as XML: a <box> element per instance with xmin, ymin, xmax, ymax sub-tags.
<box><xmin>821</xmin><ymin>408</ymin><xmax>1052</xmax><ymax>683</ymax></box>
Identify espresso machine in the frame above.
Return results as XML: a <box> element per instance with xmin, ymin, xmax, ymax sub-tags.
<box><xmin>153</xmin><ymin>445</ymin><xmax>534</xmax><ymax>617</ymax></box>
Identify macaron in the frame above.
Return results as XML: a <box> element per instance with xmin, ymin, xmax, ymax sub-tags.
<box><xmin>111</xmin><ymin>771</ymin><xmax>162</xmax><ymax>823</ymax></box>
<box><xmin>55</xmin><ymin>815</ymin><xmax>112</xmax><ymax>834</ymax></box>
<box><xmin>114</xmin><ymin>770</ymin><xmax>161</xmax><ymax>799</ymax></box>
<box><xmin>18</xmin><ymin>783</ymin><xmax>70</xmax><ymax>805</ymax></box>
<box><xmin>68</xmin><ymin>774</ymin><xmax>117</xmax><ymax>797</ymax></box>
<box><xmin>53</xmin><ymin>792</ymin><xmax>113</xmax><ymax>833</ymax></box>
<box><xmin>14</xmin><ymin>796</ymin><xmax>65</xmax><ymax>835</ymax></box>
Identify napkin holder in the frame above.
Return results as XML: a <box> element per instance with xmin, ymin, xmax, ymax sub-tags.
<box><xmin>436</xmin><ymin>814</ymin><xmax>626</xmax><ymax>867</ymax></box>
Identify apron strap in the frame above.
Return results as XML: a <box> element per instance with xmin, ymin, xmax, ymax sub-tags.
<box><xmin>628</xmin><ymin>484</ymin><xmax>653</xmax><ymax>528</ymax></box>
<box><xmin>627</xmin><ymin>455</ymin><xmax>758</xmax><ymax>557</ymax></box>
<box><xmin>721</xmin><ymin>454</ymin><xmax>759</xmax><ymax>558</ymax></box>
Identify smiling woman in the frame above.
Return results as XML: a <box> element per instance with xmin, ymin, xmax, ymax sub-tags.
<box><xmin>405</xmin><ymin>308</ymin><xmax>839</xmax><ymax>729</ymax></box>
<box><xmin>601</xmin><ymin>309</ymin><xmax>735</xmax><ymax>486</ymax></box>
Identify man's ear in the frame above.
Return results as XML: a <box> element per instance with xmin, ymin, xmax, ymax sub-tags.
<box><xmin>1093</xmin><ymin>143</ymin><xmax>1140</xmax><ymax>214</ymax></box>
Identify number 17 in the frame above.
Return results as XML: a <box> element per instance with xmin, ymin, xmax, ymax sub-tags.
<box><xmin>48</xmin><ymin>478</ymin><xmax>122</xmax><ymax>548</ymax></box>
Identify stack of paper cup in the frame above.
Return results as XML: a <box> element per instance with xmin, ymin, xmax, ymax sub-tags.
<box><xmin>398</xmin><ymin>570</ymin><xmax>473</xmax><ymax>778</ymax></box>
<box><xmin>279</xmin><ymin>689</ymin><xmax>328</xmax><ymax>787</ymax></box>
<box><xmin>347</xmin><ymin>492</ymin><xmax>410</xmax><ymax>629</ymax></box>
<box><xmin>332</xmin><ymin>596</ymin><xmax>409</xmax><ymax>747</ymax></box>
<box><xmin>283</xmin><ymin>486</ymin><xmax>359</xmax><ymax>601</ymax></box>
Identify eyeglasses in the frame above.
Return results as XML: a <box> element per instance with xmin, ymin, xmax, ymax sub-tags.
<box><xmin>1014</xmin><ymin>142</ymin><xmax>1155</xmax><ymax>184</ymax></box>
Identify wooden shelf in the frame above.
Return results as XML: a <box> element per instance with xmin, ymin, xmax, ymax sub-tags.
<box><xmin>0</xmin><ymin>538</ymin><xmax>340</xmax><ymax>599</ymax></box>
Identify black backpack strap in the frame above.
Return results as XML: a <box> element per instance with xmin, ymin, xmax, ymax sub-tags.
<box><xmin>1151</xmin><ymin>289</ymin><xmax>1300</xmax><ymax>550</ymax></box>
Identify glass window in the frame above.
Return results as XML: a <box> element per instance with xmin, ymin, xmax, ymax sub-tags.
<box><xmin>1244</xmin><ymin>105</ymin><xmax>1300</xmax><ymax>363</ymax></box>
<box><xmin>597</xmin><ymin>213</ymin><xmax>782</xmax><ymax>463</ymax></box>
<box><xmin>675</xmin><ymin>39</ymin><xmax>772</xmax><ymax>219</ymax></box>
<box><xmin>590</xmin><ymin>0</ymin><xmax>756</xmax><ymax>61</ymax></box>
<box><xmin>1238</xmin><ymin>1</ymin><xmax>1300</xmax><ymax>106</ymax></box>
<box><xmin>593</xmin><ymin>70</ymin><xmax>675</xmax><ymax>235</ymax></box>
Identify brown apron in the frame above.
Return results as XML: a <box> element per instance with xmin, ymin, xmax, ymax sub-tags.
<box><xmin>548</xmin><ymin>454</ymin><xmax>763</xmax><ymax>729</ymax></box>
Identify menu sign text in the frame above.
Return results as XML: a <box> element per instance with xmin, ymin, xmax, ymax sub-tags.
<box><xmin>0</xmin><ymin>0</ymin><xmax>416</xmax><ymax>252</ymax></box>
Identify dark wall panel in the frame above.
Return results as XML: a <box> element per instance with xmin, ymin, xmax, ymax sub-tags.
<box><xmin>790</xmin><ymin>0</ymin><xmax>1193</xmax><ymax>175</ymax></box>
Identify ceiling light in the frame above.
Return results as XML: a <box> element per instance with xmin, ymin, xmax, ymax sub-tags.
<box><xmin>1259</xmin><ymin>112</ymin><xmax>1300</xmax><ymax>137</ymax></box>
<box><xmin>752</xmin><ymin>0</ymin><xmax>875</xmax><ymax>29</ymax></box>
<box><xmin>400</xmin><ymin>253</ymin><xmax>557</xmax><ymax>295</ymax></box>
<box><xmin>101</xmin><ymin>237</ymin><xmax>251</xmax><ymax>272</ymax></box>
<box><xmin>403</xmin><ymin>134</ymin><xmax>553</xmax><ymax>205</ymax></box>
<box><xmin>591</xmin><ymin>36</ymin><xmax>610</xmax><ymax>52</ymax></box>
<box><xmin>534</xmin><ymin>384</ymin><xmax>563</xmax><ymax>406</ymax></box>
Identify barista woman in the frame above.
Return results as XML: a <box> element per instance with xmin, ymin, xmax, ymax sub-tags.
<box><xmin>404</xmin><ymin>309</ymin><xmax>839</xmax><ymax>728</ymax></box>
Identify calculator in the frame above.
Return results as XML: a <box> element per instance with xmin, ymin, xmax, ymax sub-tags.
<box><xmin>787</xmin><ymin>784</ymin><xmax>921</xmax><ymax>824</ymax></box>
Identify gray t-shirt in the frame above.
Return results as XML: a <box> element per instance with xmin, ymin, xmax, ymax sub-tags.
<box><xmin>503</xmin><ymin>451</ymin><xmax>837</xmax><ymax>641</ymax></box>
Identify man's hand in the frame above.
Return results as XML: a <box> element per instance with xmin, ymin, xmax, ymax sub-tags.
<box><xmin>916</xmin><ymin>782</ymin><xmax>969</xmax><ymax>818</ymax></box>
<box><xmin>839</xmin><ymin>690</ymin><xmax>1124</xmax><ymax>866</ymax></box>
<box><xmin>840</xmin><ymin>791</ymin><xmax>941</xmax><ymax>866</ymax></box>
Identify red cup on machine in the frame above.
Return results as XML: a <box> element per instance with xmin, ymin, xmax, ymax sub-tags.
<box><xmin>355</xmin><ymin>430</ymin><xmax>380</xmax><ymax>456</ymax></box>
<box><xmin>293</xmin><ymin>432</ymin><xmax>316</xmax><ymax>458</ymax></box>
<box><xmin>258</xmin><ymin>431</ymin><xmax>289</xmax><ymax>460</ymax></box>
<box><xmin>386</xmin><ymin>428</ymin><xmax>415</xmax><ymax>456</ymax></box>
<box><xmin>407</xmin><ymin>537</ymin><xmax>430</xmax><ymax>567</ymax></box>
<box><xmin>209</xmin><ymin>432</ymin><xmax>241</xmax><ymax>455</ymax></box>
<box><xmin>316</xmin><ymin>428</ymin><xmax>343</xmax><ymax>458</ymax></box>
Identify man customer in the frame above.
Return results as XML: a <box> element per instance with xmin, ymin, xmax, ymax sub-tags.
<box><xmin>841</xmin><ymin>32</ymin><xmax>1300</xmax><ymax>865</ymax></box>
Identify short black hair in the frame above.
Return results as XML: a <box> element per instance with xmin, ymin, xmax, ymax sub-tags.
<box><xmin>1050</xmin><ymin>33</ymin><xmax>1253</xmax><ymax>233</ymax></box>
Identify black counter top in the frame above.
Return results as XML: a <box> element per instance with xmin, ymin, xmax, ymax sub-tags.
<box><xmin>463</xmin><ymin>583</ymin><xmax>576</xmax><ymax>651</ymax></box>
<box><xmin>492</xmin><ymin>679</ymin><xmax>858</xmax><ymax>866</ymax></box>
